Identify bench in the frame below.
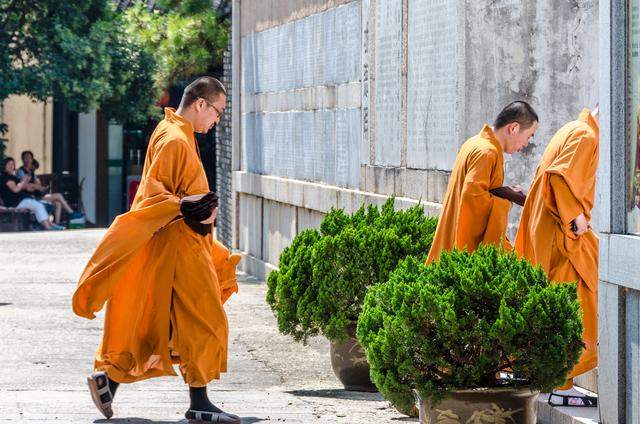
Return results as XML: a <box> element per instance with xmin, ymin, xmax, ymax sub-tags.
<box><xmin>0</xmin><ymin>194</ymin><xmax>33</xmax><ymax>232</ymax></box>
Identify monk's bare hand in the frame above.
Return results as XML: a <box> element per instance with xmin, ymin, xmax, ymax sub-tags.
<box><xmin>201</xmin><ymin>207</ymin><xmax>218</xmax><ymax>224</ymax></box>
<box><xmin>573</xmin><ymin>213</ymin><xmax>588</xmax><ymax>235</ymax></box>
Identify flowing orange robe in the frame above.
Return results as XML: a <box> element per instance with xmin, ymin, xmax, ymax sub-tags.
<box><xmin>426</xmin><ymin>125</ymin><xmax>512</xmax><ymax>264</ymax></box>
<box><xmin>515</xmin><ymin>109</ymin><xmax>599</xmax><ymax>389</ymax></box>
<box><xmin>72</xmin><ymin>108</ymin><xmax>240</xmax><ymax>387</ymax></box>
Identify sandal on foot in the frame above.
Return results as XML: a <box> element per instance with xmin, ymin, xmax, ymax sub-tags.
<box><xmin>87</xmin><ymin>371</ymin><xmax>114</xmax><ymax>418</ymax></box>
<box><xmin>548</xmin><ymin>391</ymin><xmax>598</xmax><ymax>407</ymax></box>
<box><xmin>186</xmin><ymin>409</ymin><xmax>241</xmax><ymax>423</ymax></box>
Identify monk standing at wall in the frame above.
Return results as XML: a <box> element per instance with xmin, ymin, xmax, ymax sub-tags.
<box><xmin>426</xmin><ymin>101</ymin><xmax>538</xmax><ymax>264</ymax></box>
<box><xmin>516</xmin><ymin>107</ymin><xmax>600</xmax><ymax>407</ymax></box>
<box><xmin>72</xmin><ymin>77</ymin><xmax>242</xmax><ymax>424</ymax></box>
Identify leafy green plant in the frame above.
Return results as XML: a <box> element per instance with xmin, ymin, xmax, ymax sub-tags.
<box><xmin>266</xmin><ymin>229</ymin><xmax>322</xmax><ymax>342</ymax></box>
<box><xmin>123</xmin><ymin>2</ymin><xmax>229</xmax><ymax>90</ymax></box>
<box><xmin>0</xmin><ymin>1</ymin><xmax>156</xmax><ymax>123</ymax></box>
<box><xmin>0</xmin><ymin>1</ymin><xmax>229</xmax><ymax>125</ymax></box>
<box><xmin>313</xmin><ymin>199</ymin><xmax>437</xmax><ymax>341</ymax></box>
<box><xmin>266</xmin><ymin>198</ymin><xmax>438</xmax><ymax>343</ymax></box>
<box><xmin>356</xmin><ymin>245</ymin><xmax>584</xmax><ymax>412</ymax></box>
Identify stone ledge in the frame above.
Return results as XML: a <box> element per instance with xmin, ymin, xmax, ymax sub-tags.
<box><xmin>237</xmin><ymin>250</ymin><xmax>278</xmax><ymax>281</ymax></box>
<box><xmin>602</xmin><ymin>233</ymin><xmax>640</xmax><ymax>290</ymax></box>
<box><xmin>233</xmin><ymin>171</ymin><xmax>442</xmax><ymax>216</ymax></box>
<box><xmin>242</xmin><ymin>83</ymin><xmax>361</xmax><ymax>113</ymax></box>
<box><xmin>361</xmin><ymin>165</ymin><xmax>451</xmax><ymax>204</ymax></box>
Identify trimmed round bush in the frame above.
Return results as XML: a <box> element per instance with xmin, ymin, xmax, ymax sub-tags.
<box><xmin>357</xmin><ymin>245</ymin><xmax>584</xmax><ymax>412</ymax></box>
<box><xmin>312</xmin><ymin>199</ymin><xmax>437</xmax><ymax>341</ymax></box>
<box><xmin>266</xmin><ymin>198</ymin><xmax>438</xmax><ymax>343</ymax></box>
<box><xmin>266</xmin><ymin>229</ymin><xmax>322</xmax><ymax>342</ymax></box>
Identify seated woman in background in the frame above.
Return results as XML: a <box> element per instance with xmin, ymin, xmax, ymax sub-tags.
<box><xmin>17</xmin><ymin>150</ymin><xmax>83</xmax><ymax>224</ymax></box>
<box><xmin>1</xmin><ymin>157</ymin><xmax>63</xmax><ymax>231</ymax></box>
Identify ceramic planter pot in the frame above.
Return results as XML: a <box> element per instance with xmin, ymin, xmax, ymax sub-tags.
<box><xmin>329</xmin><ymin>325</ymin><xmax>377</xmax><ymax>392</ymax></box>
<box><xmin>416</xmin><ymin>387</ymin><xmax>539</xmax><ymax>424</ymax></box>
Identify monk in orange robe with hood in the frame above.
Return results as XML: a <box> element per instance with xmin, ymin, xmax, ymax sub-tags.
<box><xmin>426</xmin><ymin>101</ymin><xmax>539</xmax><ymax>264</ymax></box>
<box><xmin>72</xmin><ymin>77</ymin><xmax>242</xmax><ymax>424</ymax></box>
<box><xmin>515</xmin><ymin>107</ymin><xmax>600</xmax><ymax>408</ymax></box>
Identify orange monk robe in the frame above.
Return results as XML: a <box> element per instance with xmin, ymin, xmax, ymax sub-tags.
<box><xmin>72</xmin><ymin>108</ymin><xmax>241</xmax><ymax>387</ymax></box>
<box><xmin>426</xmin><ymin>125</ymin><xmax>512</xmax><ymax>264</ymax></box>
<box><xmin>515</xmin><ymin>109</ymin><xmax>599</xmax><ymax>389</ymax></box>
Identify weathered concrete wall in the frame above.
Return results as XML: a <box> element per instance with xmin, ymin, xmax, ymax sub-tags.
<box><xmin>241</xmin><ymin>0</ymin><xmax>356</xmax><ymax>35</ymax></box>
<box><xmin>463</xmin><ymin>0</ymin><xmax>599</xmax><ymax>235</ymax></box>
<box><xmin>464</xmin><ymin>0</ymin><xmax>598</xmax><ymax>189</ymax></box>
<box><xmin>0</xmin><ymin>95</ymin><xmax>53</xmax><ymax>173</ymax></box>
<box><xmin>235</xmin><ymin>0</ymin><xmax>599</xmax><ymax>276</ymax></box>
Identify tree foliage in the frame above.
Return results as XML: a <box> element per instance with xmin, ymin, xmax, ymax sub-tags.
<box><xmin>0</xmin><ymin>0</ymin><xmax>228</xmax><ymax>124</ymax></box>
<box><xmin>0</xmin><ymin>1</ymin><xmax>154</xmax><ymax>122</ymax></box>
<box><xmin>122</xmin><ymin>1</ymin><xmax>229</xmax><ymax>91</ymax></box>
<box><xmin>357</xmin><ymin>245</ymin><xmax>584</xmax><ymax>412</ymax></box>
<box><xmin>266</xmin><ymin>198</ymin><xmax>438</xmax><ymax>343</ymax></box>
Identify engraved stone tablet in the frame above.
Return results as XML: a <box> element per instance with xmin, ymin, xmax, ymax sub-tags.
<box><xmin>407</xmin><ymin>0</ymin><xmax>461</xmax><ymax>170</ymax></box>
<box><xmin>302</xmin><ymin>111</ymin><xmax>316</xmax><ymax>181</ymax></box>
<box><xmin>361</xmin><ymin>0</ymin><xmax>372</xmax><ymax>165</ymax></box>
<box><xmin>374</xmin><ymin>0</ymin><xmax>402</xmax><ymax>166</ymax></box>
<box><xmin>335</xmin><ymin>109</ymin><xmax>349</xmax><ymax>187</ymax></box>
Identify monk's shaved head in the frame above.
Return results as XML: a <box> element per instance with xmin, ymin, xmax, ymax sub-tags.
<box><xmin>494</xmin><ymin>101</ymin><xmax>539</xmax><ymax>130</ymax></box>
<box><xmin>176</xmin><ymin>76</ymin><xmax>227</xmax><ymax>133</ymax></box>
<box><xmin>179</xmin><ymin>76</ymin><xmax>226</xmax><ymax>109</ymax></box>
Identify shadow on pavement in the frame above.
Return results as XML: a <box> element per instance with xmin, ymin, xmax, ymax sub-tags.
<box><xmin>286</xmin><ymin>388</ymin><xmax>384</xmax><ymax>401</ymax></box>
<box><xmin>95</xmin><ymin>417</ymin><xmax>267</xmax><ymax>424</ymax></box>
<box><xmin>94</xmin><ymin>419</ymin><xmax>185</xmax><ymax>424</ymax></box>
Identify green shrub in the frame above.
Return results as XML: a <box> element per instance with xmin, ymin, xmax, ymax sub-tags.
<box><xmin>312</xmin><ymin>199</ymin><xmax>437</xmax><ymax>341</ymax></box>
<box><xmin>357</xmin><ymin>245</ymin><xmax>584</xmax><ymax>412</ymax></box>
<box><xmin>266</xmin><ymin>229</ymin><xmax>322</xmax><ymax>342</ymax></box>
<box><xmin>266</xmin><ymin>198</ymin><xmax>437</xmax><ymax>343</ymax></box>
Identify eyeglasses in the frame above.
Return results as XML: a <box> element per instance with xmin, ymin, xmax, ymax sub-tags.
<box><xmin>201</xmin><ymin>98</ymin><xmax>223</xmax><ymax>120</ymax></box>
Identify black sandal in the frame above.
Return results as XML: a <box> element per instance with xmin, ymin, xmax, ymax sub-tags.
<box><xmin>87</xmin><ymin>371</ymin><xmax>114</xmax><ymax>418</ymax></box>
<box><xmin>185</xmin><ymin>409</ymin><xmax>241</xmax><ymax>423</ymax></box>
<box><xmin>548</xmin><ymin>391</ymin><xmax>598</xmax><ymax>407</ymax></box>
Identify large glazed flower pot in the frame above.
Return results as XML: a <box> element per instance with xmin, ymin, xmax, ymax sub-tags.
<box><xmin>329</xmin><ymin>326</ymin><xmax>377</xmax><ymax>392</ymax></box>
<box><xmin>417</xmin><ymin>387</ymin><xmax>539</xmax><ymax>424</ymax></box>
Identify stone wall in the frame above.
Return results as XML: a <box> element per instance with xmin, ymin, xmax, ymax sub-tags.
<box><xmin>216</xmin><ymin>36</ymin><xmax>234</xmax><ymax>247</ymax></box>
<box><xmin>462</xmin><ymin>0</ymin><xmax>599</xmax><ymax>230</ymax></box>
<box><xmin>234</xmin><ymin>0</ymin><xmax>599</xmax><ymax>277</ymax></box>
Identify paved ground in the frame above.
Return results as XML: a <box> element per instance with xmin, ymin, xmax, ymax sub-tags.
<box><xmin>0</xmin><ymin>230</ymin><xmax>413</xmax><ymax>423</ymax></box>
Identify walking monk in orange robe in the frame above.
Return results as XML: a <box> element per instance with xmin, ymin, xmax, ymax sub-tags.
<box><xmin>72</xmin><ymin>77</ymin><xmax>243</xmax><ymax>424</ymax></box>
<box><xmin>515</xmin><ymin>107</ymin><xmax>599</xmax><ymax>407</ymax></box>
<box><xmin>426</xmin><ymin>101</ymin><xmax>539</xmax><ymax>263</ymax></box>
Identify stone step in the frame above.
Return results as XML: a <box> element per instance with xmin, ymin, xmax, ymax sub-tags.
<box><xmin>574</xmin><ymin>368</ymin><xmax>598</xmax><ymax>394</ymax></box>
<box><xmin>537</xmin><ymin>390</ymin><xmax>599</xmax><ymax>424</ymax></box>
